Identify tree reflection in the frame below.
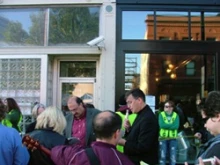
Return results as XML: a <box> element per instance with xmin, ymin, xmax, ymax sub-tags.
<box><xmin>49</xmin><ymin>7</ymin><xmax>99</xmax><ymax>45</ymax></box>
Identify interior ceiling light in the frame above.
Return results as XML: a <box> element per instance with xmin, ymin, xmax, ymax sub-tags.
<box><xmin>170</xmin><ymin>73</ymin><xmax>177</xmax><ymax>79</ymax></box>
<box><xmin>166</xmin><ymin>68</ymin><xmax>171</xmax><ymax>73</ymax></box>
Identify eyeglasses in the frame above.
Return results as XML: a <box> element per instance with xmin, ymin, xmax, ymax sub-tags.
<box><xmin>164</xmin><ymin>106</ymin><xmax>172</xmax><ymax>108</ymax></box>
<box><xmin>202</xmin><ymin>117</ymin><xmax>209</xmax><ymax>124</ymax></box>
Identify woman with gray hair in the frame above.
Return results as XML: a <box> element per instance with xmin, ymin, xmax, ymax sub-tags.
<box><xmin>26</xmin><ymin>106</ymin><xmax>76</xmax><ymax>165</ymax></box>
<box><xmin>26</xmin><ymin>103</ymin><xmax>45</xmax><ymax>133</ymax></box>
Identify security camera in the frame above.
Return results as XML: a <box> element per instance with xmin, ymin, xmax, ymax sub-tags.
<box><xmin>87</xmin><ymin>36</ymin><xmax>104</xmax><ymax>47</ymax></box>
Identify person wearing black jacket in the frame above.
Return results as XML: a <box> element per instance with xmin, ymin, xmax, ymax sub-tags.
<box><xmin>117</xmin><ymin>88</ymin><xmax>159</xmax><ymax>165</ymax></box>
<box><xmin>194</xmin><ymin>91</ymin><xmax>220</xmax><ymax>164</ymax></box>
<box><xmin>26</xmin><ymin>103</ymin><xmax>45</xmax><ymax>133</ymax></box>
<box><xmin>26</xmin><ymin>106</ymin><xmax>78</xmax><ymax>165</ymax></box>
<box><xmin>194</xmin><ymin>100</ymin><xmax>213</xmax><ymax>144</ymax></box>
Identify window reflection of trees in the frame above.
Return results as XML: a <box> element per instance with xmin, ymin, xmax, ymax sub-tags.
<box><xmin>0</xmin><ymin>7</ymin><xmax>100</xmax><ymax>46</ymax></box>
<box><xmin>49</xmin><ymin>7</ymin><xmax>99</xmax><ymax>45</ymax></box>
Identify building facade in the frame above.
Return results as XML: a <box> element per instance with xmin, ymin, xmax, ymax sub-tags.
<box><xmin>116</xmin><ymin>0</ymin><xmax>220</xmax><ymax>108</ymax></box>
<box><xmin>0</xmin><ymin>0</ymin><xmax>116</xmax><ymax>114</ymax></box>
<box><xmin>1</xmin><ymin>0</ymin><xmax>220</xmax><ymax>114</ymax></box>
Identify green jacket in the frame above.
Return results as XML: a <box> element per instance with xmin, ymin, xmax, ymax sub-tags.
<box><xmin>2</xmin><ymin>109</ymin><xmax>22</xmax><ymax>132</ymax></box>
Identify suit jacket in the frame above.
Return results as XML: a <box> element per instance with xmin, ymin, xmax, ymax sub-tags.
<box><xmin>64</xmin><ymin>108</ymin><xmax>100</xmax><ymax>146</ymax></box>
<box><xmin>124</xmin><ymin>105</ymin><xmax>159</xmax><ymax>165</ymax></box>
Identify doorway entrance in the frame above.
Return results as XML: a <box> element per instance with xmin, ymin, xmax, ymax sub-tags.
<box><xmin>56</xmin><ymin>60</ymin><xmax>97</xmax><ymax>111</ymax></box>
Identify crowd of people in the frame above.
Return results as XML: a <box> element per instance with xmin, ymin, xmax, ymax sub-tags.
<box><xmin>1</xmin><ymin>89</ymin><xmax>220</xmax><ymax>165</ymax></box>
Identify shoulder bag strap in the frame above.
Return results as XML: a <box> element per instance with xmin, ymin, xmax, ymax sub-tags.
<box><xmin>85</xmin><ymin>148</ymin><xmax>100</xmax><ymax>165</ymax></box>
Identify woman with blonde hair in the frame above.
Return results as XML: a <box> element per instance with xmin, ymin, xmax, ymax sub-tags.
<box><xmin>35</xmin><ymin>106</ymin><xmax>66</xmax><ymax>135</ymax></box>
<box><xmin>27</xmin><ymin>106</ymin><xmax>72</xmax><ymax>165</ymax></box>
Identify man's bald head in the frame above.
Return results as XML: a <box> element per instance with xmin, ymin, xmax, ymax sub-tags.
<box><xmin>67</xmin><ymin>96</ymin><xmax>85</xmax><ymax>118</ymax></box>
<box><xmin>68</xmin><ymin>96</ymin><xmax>83</xmax><ymax>105</ymax></box>
<box><xmin>93</xmin><ymin>111</ymin><xmax>122</xmax><ymax>139</ymax></box>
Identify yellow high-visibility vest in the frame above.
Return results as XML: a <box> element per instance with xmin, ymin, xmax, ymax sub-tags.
<box><xmin>159</xmin><ymin>111</ymin><xmax>178</xmax><ymax>138</ymax></box>
<box><xmin>116</xmin><ymin>111</ymin><xmax>137</xmax><ymax>153</ymax></box>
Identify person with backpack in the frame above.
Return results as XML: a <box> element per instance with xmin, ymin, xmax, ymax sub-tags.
<box><xmin>50</xmin><ymin>110</ymin><xmax>134</xmax><ymax>165</ymax></box>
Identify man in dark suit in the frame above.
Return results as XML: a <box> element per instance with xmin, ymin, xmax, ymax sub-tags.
<box><xmin>64</xmin><ymin>96</ymin><xmax>100</xmax><ymax>147</ymax></box>
<box><xmin>117</xmin><ymin>88</ymin><xmax>159</xmax><ymax>165</ymax></box>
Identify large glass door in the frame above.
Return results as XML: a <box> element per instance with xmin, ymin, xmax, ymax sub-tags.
<box><xmin>124</xmin><ymin>53</ymin><xmax>215</xmax><ymax>105</ymax></box>
<box><xmin>58</xmin><ymin>78</ymin><xmax>96</xmax><ymax>112</ymax></box>
<box><xmin>124</xmin><ymin>53</ymin><xmax>215</xmax><ymax>163</ymax></box>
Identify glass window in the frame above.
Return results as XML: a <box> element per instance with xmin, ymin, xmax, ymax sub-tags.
<box><xmin>212</xmin><ymin>60</ymin><xmax>215</xmax><ymax>75</ymax></box>
<box><xmin>122</xmin><ymin>10</ymin><xmax>220</xmax><ymax>41</ymax></box>
<box><xmin>125</xmin><ymin>54</ymin><xmax>141</xmax><ymax>90</ymax></box>
<box><xmin>182</xmin><ymin>37</ymin><xmax>193</xmax><ymax>40</ymax></box>
<box><xmin>205</xmin><ymin>12</ymin><xmax>220</xmax><ymax>41</ymax></box>
<box><xmin>0</xmin><ymin>59</ymin><xmax>41</xmax><ymax>114</ymax></box>
<box><xmin>156</xmin><ymin>11</ymin><xmax>188</xmax><ymax>40</ymax></box>
<box><xmin>191</xmin><ymin>12</ymin><xmax>201</xmax><ymax>41</ymax></box>
<box><xmin>122</xmin><ymin>11</ymin><xmax>154</xmax><ymax>40</ymax></box>
<box><xmin>60</xmin><ymin>61</ymin><xmax>96</xmax><ymax>77</ymax></box>
<box><xmin>159</xmin><ymin>37</ymin><xmax>170</xmax><ymax>40</ymax></box>
<box><xmin>61</xmin><ymin>82</ymin><xmax>94</xmax><ymax>112</ymax></box>
<box><xmin>186</xmin><ymin>61</ymin><xmax>195</xmax><ymax>76</ymax></box>
<box><xmin>206</xmin><ymin>38</ymin><xmax>216</xmax><ymax>41</ymax></box>
<box><xmin>49</xmin><ymin>7</ymin><xmax>100</xmax><ymax>46</ymax></box>
<box><xmin>0</xmin><ymin>8</ymin><xmax>46</xmax><ymax>46</ymax></box>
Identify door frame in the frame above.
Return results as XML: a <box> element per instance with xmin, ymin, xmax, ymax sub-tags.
<box><xmin>53</xmin><ymin>56</ymin><xmax>99</xmax><ymax>109</ymax></box>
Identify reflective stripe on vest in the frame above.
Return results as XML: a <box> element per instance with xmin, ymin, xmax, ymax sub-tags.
<box><xmin>159</xmin><ymin>111</ymin><xmax>178</xmax><ymax>138</ymax></box>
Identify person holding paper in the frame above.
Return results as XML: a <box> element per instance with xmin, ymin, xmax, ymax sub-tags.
<box><xmin>116</xmin><ymin>94</ymin><xmax>137</xmax><ymax>153</ymax></box>
<box><xmin>117</xmin><ymin>88</ymin><xmax>159</xmax><ymax>165</ymax></box>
